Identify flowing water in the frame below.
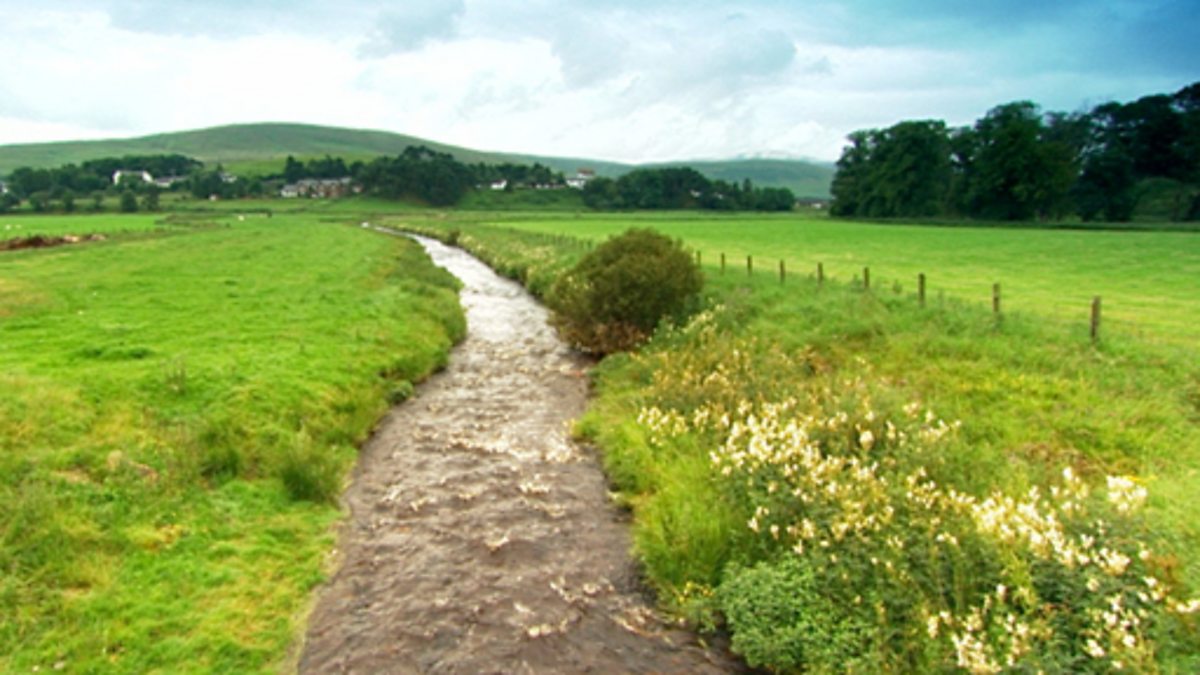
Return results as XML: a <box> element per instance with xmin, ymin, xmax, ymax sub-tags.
<box><xmin>299</xmin><ymin>233</ymin><xmax>737</xmax><ymax>673</ymax></box>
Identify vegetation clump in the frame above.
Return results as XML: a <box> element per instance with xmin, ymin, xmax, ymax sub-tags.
<box><xmin>549</xmin><ymin>228</ymin><xmax>702</xmax><ymax>353</ymax></box>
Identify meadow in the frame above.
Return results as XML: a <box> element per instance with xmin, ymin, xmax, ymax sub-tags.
<box><xmin>400</xmin><ymin>212</ymin><xmax>1200</xmax><ymax>671</ymax></box>
<box><xmin>467</xmin><ymin>212</ymin><xmax>1200</xmax><ymax>347</ymax></box>
<box><xmin>0</xmin><ymin>210</ymin><xmax>464</xmax><ymax>671</ymax></box>
<box><xmin>1</xmin><ymin>213</ymin><xmax>180</xmax><ymax>239</ymax></box>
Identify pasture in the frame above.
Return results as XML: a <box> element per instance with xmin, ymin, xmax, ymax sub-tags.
<box><xmin>472</xmin><ymin>212</ymin><xmax>1200</xmax><ymax>347</ymax></box>
<box><xmin>0</xmin><ymin>211</ymin><xmax>464</xmax><ymax>672</ymax></box>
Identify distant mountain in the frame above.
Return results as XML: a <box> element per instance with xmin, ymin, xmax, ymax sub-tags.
<box><xmin>0</xmin><ymin>122</ymin><xmax>833</xmax><ymax>198</ymax></box>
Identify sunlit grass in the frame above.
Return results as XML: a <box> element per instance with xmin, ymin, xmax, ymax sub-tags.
<box><xmin>0</xmin><ymin>212</ymin><xmax>464</xmax><ymax>672</ymax></box>
<box><xmin>455</xmin><ymin>212</ymin><xmax>1200</xmax><ymax>347</ymax></box>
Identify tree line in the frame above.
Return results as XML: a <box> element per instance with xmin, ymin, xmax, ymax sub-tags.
<box><xmin>582</xmin><ymin>167</ymin><xmax>796</xmax><ymax>211</ymax></box>
<box><xmin>830</xmin><ymin>81</ymin><xmax>1200</xmax><ymax>222</ymax></box>
<box><xmin>3</xmin><ymin>146</ymin><xmax>799</xmax><ymax>213</ymax></box>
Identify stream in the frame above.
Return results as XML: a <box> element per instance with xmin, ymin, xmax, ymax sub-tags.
<box><xmin>298</xmin><ymin>233</ymin><xmax>737</xmax><ymax>673</ymax></box>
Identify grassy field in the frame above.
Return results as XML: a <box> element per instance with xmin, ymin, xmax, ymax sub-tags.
<box><xmin>0</xmin><ymin>211</ymin><xmax>464</xmax><ymax>672</ymax></box>
<box><xmin>1</xmin><ymin>213</ymin><xmax>185</xmax><ymax>240</ymax></box>
<box><xmin>460</xmin><ymin>212</ymin><xmax>1200</xmax><ymax>347</ymax></box>
<box><xmin>402</xmin><ymin>213</ymin><xmax>1200</xmax><ymax>671</ymax></box>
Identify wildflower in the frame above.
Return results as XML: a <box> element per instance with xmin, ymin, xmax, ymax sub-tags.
<box><xmin>859</xmin><ymin>429</ymin><xmax>876</xmax><ymax>451</ymax></box>
<box><xmin>1085</xmin><ymin>639</ymin><xmax>1106</xmax><ymax>658</ymax></box>
<box><xmin>1106</xmin><ymin>476</ymin><xmax>1147</xmax><ymax>514</ymax></box>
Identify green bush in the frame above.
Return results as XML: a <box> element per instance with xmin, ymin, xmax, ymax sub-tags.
<box><xmin>720</xmin><ymin>558</ymin><xmax>872</xmax><ymax>672</ymax></box>
<box><xmin>549</xmin><ymin>228</ymin><xmax>702</xmax><ymax>353</ymax></box>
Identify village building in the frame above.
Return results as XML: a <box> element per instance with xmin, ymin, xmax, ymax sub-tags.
<box><xmin>566</xmin><ymin>168</ymin><xmax>596</xmax><ymax>189</ymax></box>
<box><xmin>280</xmin><ymin>177</ymin><xmax>354</xmax><ymax>199</ymax></box>
<box><xmin>112</xmin><ymin>169</ymin><xmax>154</xmax><ymax>186</ymax></box>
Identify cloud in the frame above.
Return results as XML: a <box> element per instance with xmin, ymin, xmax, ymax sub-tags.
<box><xmin>0</xmin><ymin>0</ymin><xmax>1193</xmax><ymax>163</ymax></box>
<box><xmin>359</xmin><ymin>1</ymin><xmax>466</xmax><ymax>57</ymax></box>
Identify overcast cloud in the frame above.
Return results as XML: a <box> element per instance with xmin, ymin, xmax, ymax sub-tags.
<box><xmin>0</xmin><ymin>0</ymin><xmax>1194</xmax><ymax>162</ymax></box>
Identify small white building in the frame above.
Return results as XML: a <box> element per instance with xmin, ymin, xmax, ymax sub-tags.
<box><xmin>112</xmin><ymin>170</ymin><xmax>153</xmax><ymax>186</ymax></box>
<box><xmin>566</xmin><ymin>169</ymin><xmax>596</xmax><ymax>189</ymax></box>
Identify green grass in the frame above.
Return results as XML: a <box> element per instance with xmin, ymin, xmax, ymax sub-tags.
<box><xmin>459</xmin><ymin>212</ymin><xmax>1200</xmax><ymax>347</ymax></box>
<box><xmin>1</xmin><ymin>213</ymin><xmax>183</xmax><ymax>239</ymax></box>
<box><xmin>0</xmin><ymin>211</ymin><xmax>465</xmax><ymax>672</ymax></box>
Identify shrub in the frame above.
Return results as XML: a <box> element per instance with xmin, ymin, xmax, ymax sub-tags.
<box><xmin>719</xmin><ymin>558</ymin><xmax>873</xmax><ymax>672</ymax></box>
<box><xmin>549</xmin><ymin>228</ymin><xmax>702</xmax><ymax>353</ymax></box>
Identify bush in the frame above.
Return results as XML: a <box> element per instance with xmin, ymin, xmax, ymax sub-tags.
<box><xmin>549</xmin><ymin>228</ymin><xmax>702</xmax><ymax>353</ymax></box>
<box><xmin>720</xmin><ymin>558</ymin><xmax>872</xmax><ymax>672</ymax></box>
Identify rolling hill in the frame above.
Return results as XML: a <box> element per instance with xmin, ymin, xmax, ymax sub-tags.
<box><xmin>0</xmin><ymin>122</ymin><xmax>834</xmax><ymax>198</ymax></box>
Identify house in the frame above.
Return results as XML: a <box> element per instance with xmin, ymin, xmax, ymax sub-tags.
<box><xmin>0</xmin><ymin>180</ymin><xmax>8</xmax><ymax>194</ymax></box>
<box><xmin>566</xmin><ymin>168</ymin><xmax>596</xmax><ymax>189</ymax></box>
<box><xmin>153</xmin><ymin>176</ymin><xmax>187</xmax><ymax>189</ymax></box>
<box><xmin>112</xmin><ymin>170</ymin><xmax>153</xmax><ymax>186</ymax></box>
<box><xmin>280</xmin><ymin>177</ymin><xmax>353</xmax><ymax>199</ymax></box>
<box><xmin>490</xmin><ymin>179</ymin><xmax>508</xmax><ymax>191</ymax></box>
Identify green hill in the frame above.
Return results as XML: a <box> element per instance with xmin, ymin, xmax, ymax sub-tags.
<box><xmin>0</xmin><ymin>122</ymin><xmax>833</xmax><ymax>198</ymax></box>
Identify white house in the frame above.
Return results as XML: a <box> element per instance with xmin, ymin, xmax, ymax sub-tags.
<box><xmin>112</xmin><ymin>170</ymin><xmax>153</xmax><ymax>186</ymax></box>
<box><xmin>566</xmin><ymin>169</ymin><xmax>596</xmax><ymax>189</ymax></box>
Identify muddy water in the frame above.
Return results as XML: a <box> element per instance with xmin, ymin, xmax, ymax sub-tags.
<box><xmin>299</xmin><ymin>234</ymin><xmax>737</xmax><ymax>674</ymax></box>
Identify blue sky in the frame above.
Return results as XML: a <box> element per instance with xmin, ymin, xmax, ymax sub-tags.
<box><xmin>0</xmin><ymin>0</ymin><xmax>1194</xmax><ymax>162</ymax></box>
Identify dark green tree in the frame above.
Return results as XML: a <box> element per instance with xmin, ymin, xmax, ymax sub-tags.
<box><xmin>119</xmin><ymin>190</ymin><xmax>139</xmax><ymax>213</ymax></box>
<box><xmin>830</xmin><ymin>131</ymin><xmax>872</xmax><ymax>216</ymax></box>
<box><xmin>141</xmin><ymin>187</ymin><xmax>160</xmax><ymax>211</ymax></box>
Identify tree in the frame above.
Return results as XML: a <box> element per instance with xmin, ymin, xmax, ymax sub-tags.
<box><xmin>119</xmin><ymin>190</ymin><xmax>139</xmax><ymax>213</ymax></box>
<box><xmin>283</xmin><ymin>155</ymin><xmax>305</xmax><ymax>183</ymax></box>
<box><xmin>29</xmin><ymin>191</ymin><xmax>50</xmax><ymax>213</ymax></box>
<box><xmin>141</xmin><ymin>187</ymin><xmax>160</xmax><ymax>212</ymax></box>
<box><xmin>965</xmin><ymin>102</ymin><xmax>1075</xmax><ymax>220</ymax></box>
<box><xmin>830</xmin><ymin>131</ymin><xmax>872</xmax><ymax>216</ymax></box>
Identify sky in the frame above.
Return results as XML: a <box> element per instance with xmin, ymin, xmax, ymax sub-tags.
<box><xmin>0</xmin><ymin>0</ymin><xmax>1195</xmax><ymax>163</ymax></box>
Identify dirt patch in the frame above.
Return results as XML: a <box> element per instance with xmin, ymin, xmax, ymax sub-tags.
<box><xmin>0</xmin><ymin>233</ymin><xmax>107</xmax><ymax>252</ymax></box>
<box><xmin>299</xmin><ymin>233</ymin><xmax>739</xmax><ymax>673</ymax></box>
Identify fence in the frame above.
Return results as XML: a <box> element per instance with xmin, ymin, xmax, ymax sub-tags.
<box><xmin>708</xmin><ymin>251</ymin><xmax>1107</xmax><ymax>343</ymax></box>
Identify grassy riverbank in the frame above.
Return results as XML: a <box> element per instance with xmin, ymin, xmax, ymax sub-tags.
<box><xmin>403</xmin><ymin>213</ymin><xmax>1200</xmax><ymax>671</ymax></box>
<box><xmin>1</xmin><ymin>212</ymin><xmax>464</xmax><ymax>672</ymax></box>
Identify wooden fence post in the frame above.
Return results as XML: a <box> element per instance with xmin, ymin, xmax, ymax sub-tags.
<box><xmin>993</xmin><ymin>283</ymin><xmax>1001</xmax><ymax>318</ymax></box>
<box><xmin>779</xmin><ymin>260</ymin><xmax>786</xmax><ymax>284</ymax></box>
<box><xmin>817</xmin><ymin>262</ymin><xmax>824</xmax><ymax>285</ymax></box>
<box><xmin>747</xmin><ymin>255</ymin><xmax>753</xmax><ymax>276</ymax></box>
<box><xmin>863</xmin><ymin>267</ymin><xmax>870</xmax><ymax>291</ymax></box>
<box><xmin>918</xmin><ymin>273</ymin><xmax>926</xmax><ymax>307</ymax></box>
<box><xmin>721</xmin><ymin>253</ymin><xmax>726</xmax><ymax>275</ymax></box>
<box><xmin>1091</xmin><ymin>296</ymin><xmax>1102</xmax><ymax>343</ymax></box>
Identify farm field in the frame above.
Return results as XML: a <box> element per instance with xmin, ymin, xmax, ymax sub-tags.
<box><xmin>401</xmin><ymin>214</ymin><xmax>1200</xmax><ymax>671</ymax></box>
<box><xmin>1</xmin><ymin>213</ymin><xmax>182</xmax><ymax>240</ymax></box>
<box><xmin>464</xmin><ymin>212</ymin><xmax>1200</xmax><ymax>347</ymax></box>
<box><xmin>0</xmin><ymin>211</ymin><xmax>464</xmax><ymax>672</ymax></box>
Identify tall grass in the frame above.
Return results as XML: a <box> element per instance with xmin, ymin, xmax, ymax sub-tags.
<box><xmin>0</xmin><ymin>213</ymin><xmax>464</xmax><ymax>672</ymax></box>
